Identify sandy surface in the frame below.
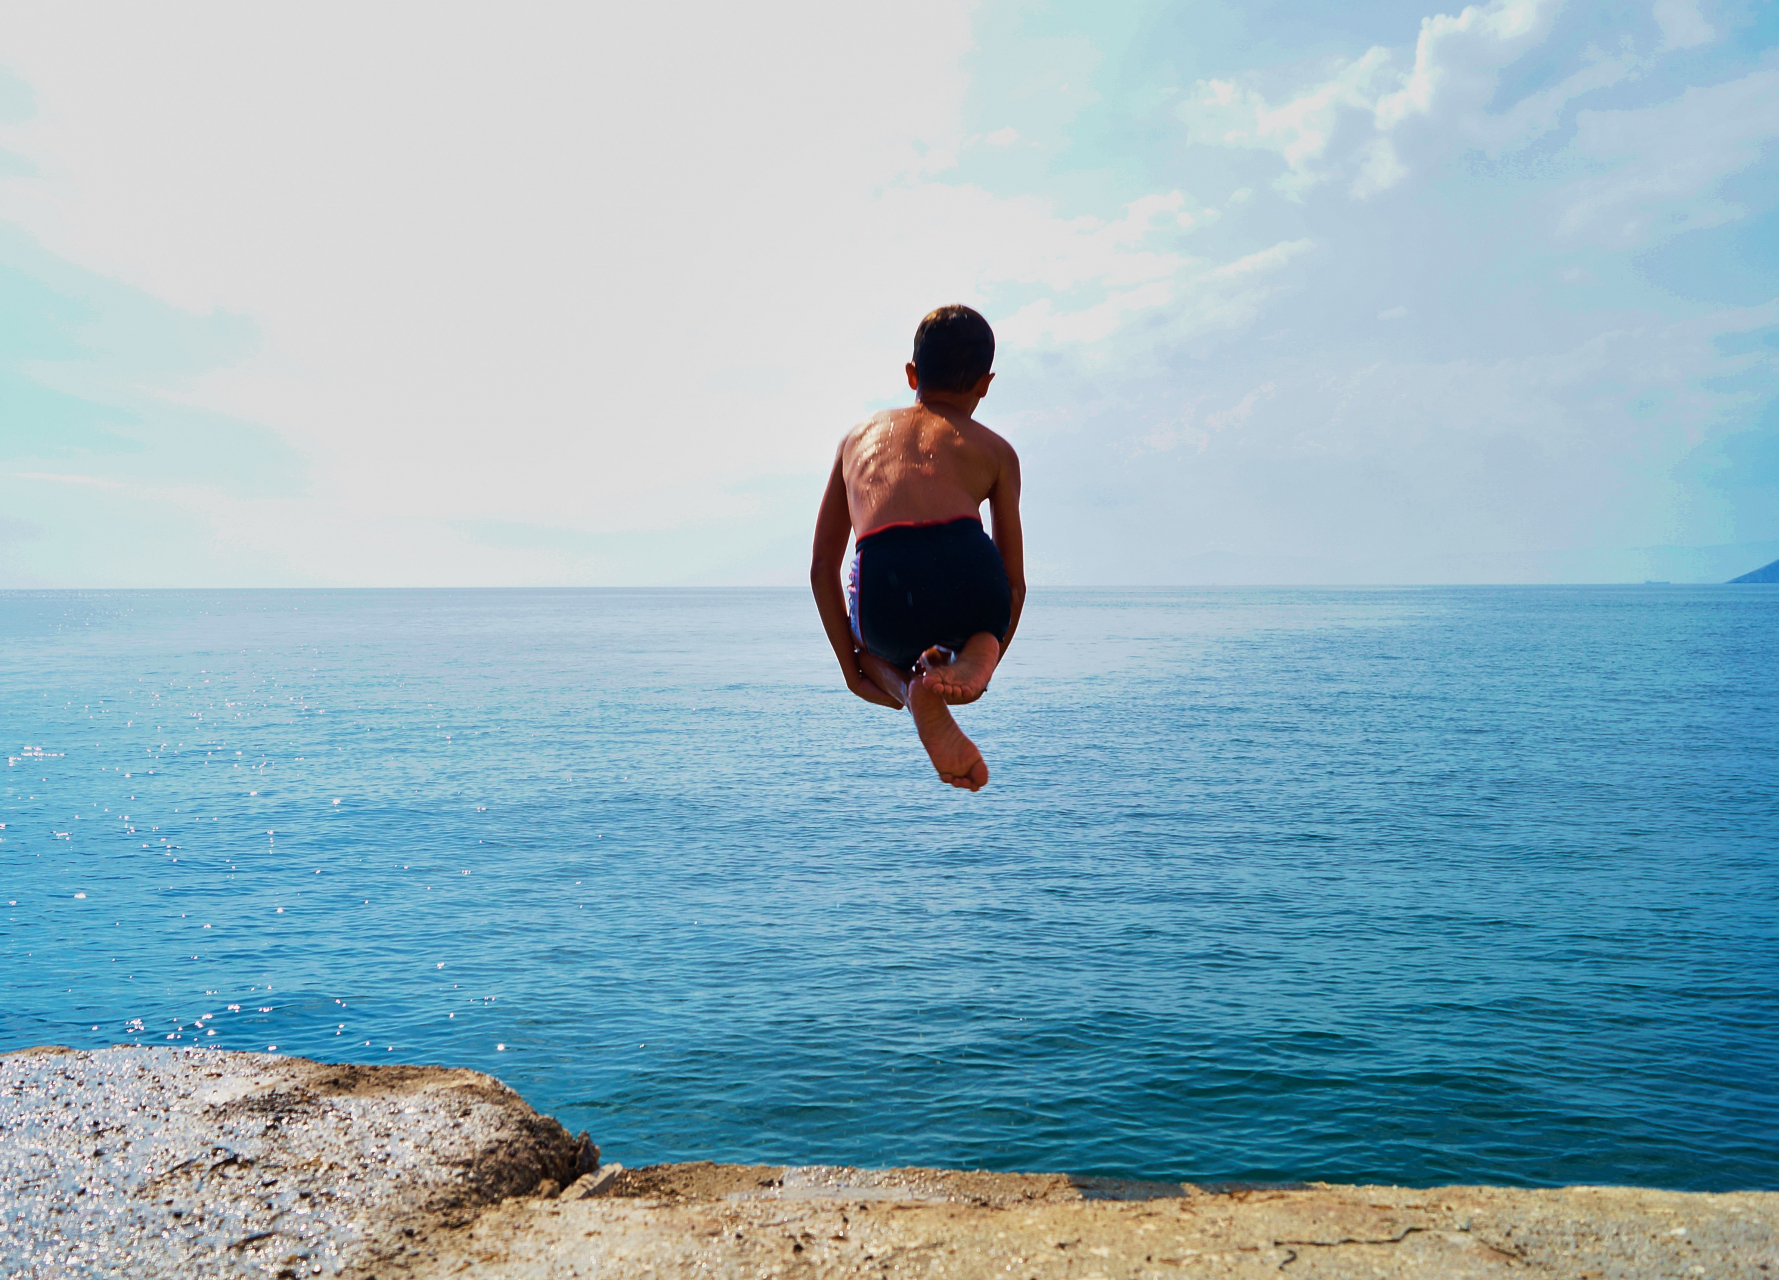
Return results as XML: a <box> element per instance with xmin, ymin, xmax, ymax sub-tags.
<box><xmin>4</xmin><ymin>1046</ymin><xmax>1774</xmax><ymax>1279</ymax></box>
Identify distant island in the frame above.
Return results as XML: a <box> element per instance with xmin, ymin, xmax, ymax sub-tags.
<box><xmin>1729</xmin><ymin>557</ymin><xmax>1779</xmax><ymax>583</ymax></box>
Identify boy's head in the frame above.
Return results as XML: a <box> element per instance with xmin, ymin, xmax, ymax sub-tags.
<box><xmin>912</xmin><ymin>305</ymin><xmax>994</xmax><ymax>394</ymax></box>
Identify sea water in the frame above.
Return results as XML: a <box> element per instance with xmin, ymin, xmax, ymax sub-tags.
<box><xmin>2</xmin><ymin>587</ymin><xmax>1775</xmax><ymax>1191</ymax></box>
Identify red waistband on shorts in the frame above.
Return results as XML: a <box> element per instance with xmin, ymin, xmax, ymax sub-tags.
<box><xmin>857</xmin><ymin>514</ymin><xmax>982</xmax><ymax>543</ymax></box>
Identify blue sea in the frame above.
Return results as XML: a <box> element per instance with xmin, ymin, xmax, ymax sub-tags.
<box><xmin>3</xmin><ymin>587</ymin><xmax>1775</xmax><ymax>1191</ymax></box>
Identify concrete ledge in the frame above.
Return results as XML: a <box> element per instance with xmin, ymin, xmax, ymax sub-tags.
<box><xmin>429</xmin><ymin>1162</ymin><xmax>1778</xmax><ymax>1278</ymax></box>
<box><xmin>4</xmin><ymin>1046</ymin><xmax>1774</xmax><ymax>1279</ymax></box>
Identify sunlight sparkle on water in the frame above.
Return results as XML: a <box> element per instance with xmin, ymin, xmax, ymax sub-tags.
<box><xmin>1</xmin><ymin>587</ymin><xmax>1775</xmax><ymax>1190</ymax></box>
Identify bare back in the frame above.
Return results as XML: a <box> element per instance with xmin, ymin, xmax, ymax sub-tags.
<box><xmin>840</xmin><ymin>405</ymin><xmax>1011</xmax><ymax>538</ymax></box>
<box><xmin>810</xmin><ymin>370</ymin><xmax>1028</xmax><ymax>715</ymax></box>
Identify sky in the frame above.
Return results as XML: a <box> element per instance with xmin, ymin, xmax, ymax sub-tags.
<box><xmin>1</xmin><ymin>0</ymin><xmax>1776</xmax><ymax>586</ymax></box>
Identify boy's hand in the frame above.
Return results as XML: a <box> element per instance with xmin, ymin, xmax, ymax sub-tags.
<box><xmin>849</xmin><ymin>663</ymin><xmax>904</xmax><ymax>709</ymax></box>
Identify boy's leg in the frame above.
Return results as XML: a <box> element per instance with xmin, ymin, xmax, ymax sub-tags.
<box><xmin>849</xmin><ymin>550</ymin><xmax>920</xmax><ymax>710</ymax></box>
<box><xmin>917</xmin><ymin>632</ymin><xmax>1001</xmax><ymax>705</ymax></box>
<box><xmin>850</xmin><ymin>650</ymin><xmax>982</xmax><ymax>789</ymax></box>
<box><xmin>850</xmin><ymin>538</ymin><xmax>993</xmax><ymax>790</ymax></box>
<box><xmin>858</xmin><ymin>650</ymin><xmax>913</xmax><ymax>709</ymax></box>
<box><xmin>908</xmin><ymin>678</ymin><xmax>989</xmax><ymax>791</ymax></box>
<box><xmin>859</xmin><ymin>646</ymin><xmax>989</xmax><ymax>790</ymax></box>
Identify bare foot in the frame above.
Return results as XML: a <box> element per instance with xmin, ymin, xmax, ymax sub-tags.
<box><xmin>908</xmin><ymin>679</ymin><xmax>989</xmax><ymax>791</ymax></box>
<box><xmin>917</xmin><ymin>633</ymin><xmax>1001</xmax><ymax>705</ymax></box>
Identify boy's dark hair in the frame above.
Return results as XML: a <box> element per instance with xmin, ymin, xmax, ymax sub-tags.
<box><xmin>912</xmin><ymin>305</ymin><xmax>995</xmax><ymax>393</ymax></box>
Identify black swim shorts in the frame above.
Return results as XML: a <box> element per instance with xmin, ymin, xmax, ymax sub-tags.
<box><xmin>846</xmin><ymin>516</ymin><xmax>1012</xmax><ymax>670</ymax></box>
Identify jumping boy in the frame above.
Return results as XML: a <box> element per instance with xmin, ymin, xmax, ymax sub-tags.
<box><xmin>810</xmin><ymin>305</ymin><xmax>1025</xmax><ymax>792</ymax></box>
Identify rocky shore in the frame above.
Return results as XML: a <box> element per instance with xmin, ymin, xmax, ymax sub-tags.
<box><xmin>3</xmin><ymin>1046</ymin><xmax>1774</xmax><ymax>1279</ymax></box>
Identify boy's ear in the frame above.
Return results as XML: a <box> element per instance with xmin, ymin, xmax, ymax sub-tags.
<box><xmin>972</xmin><ymin>371</ymin><xmax>995</xmax><ymax>398</ymax></box>
<box><xmin>906</xmin><ymin>362</ymin><xmax>920</xmax><ymax>391</ymax></box>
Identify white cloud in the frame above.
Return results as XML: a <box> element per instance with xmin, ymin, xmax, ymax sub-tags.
<box><xmin>1465</xmin><ymin>51</ymin><xmax>1639</xmax><ymax>154</ymax></box>
<box><xmin>1179</xmin><ymin>0</ymin><xmax>1568</xmax><ymax>197</ymax></box>
<box><xmin>1349</xmin><ymin>138</ymin><xmax>1409</xmax><ymax>199</ymax></box>
<box><xmin>1653</xmin><ymin>0</ymin><xmax>1715</xmax><ymax>50</ymax></box>
<box><xmin>4</xmin><ymin>471</ymin><xmax>128</xmax><ymax>490</ymax></box>
<box><xmin>999</xmin><ymin>236</ymin><xmax>1313</xmax><ymax>350</ymax></box>
<box><xmin>867</xmin><ymin>184</ymin><xmax>1188</xmax><ymax>294</ymax></box>
<box><xmin>1140</xmin><ymin>381</ymin><xmax>1277</xmax><ymax>453</ymax></box>
<box><xmin>0</xmin><ymin>2</ymin><xmax>1338</xmax><ymax>584</ymax></box>
<box><xmin>1</xmin><ymin>0</ymin><xmax>1773</xmax><ymax>587</ymax></box>
<box><xmin>1208</xmin><ymin>239</ymin><xmax>1316</xmax><ymax>280</ymax></box>
<box><xmin>1181</xmin><ymin>48</ymin><xmax>1396</xmax><ymax>199</ymax></box>
<box><xmin>1372</xmin><ymin>0</ymin><xmax>1548</xmax><ymax>130</ymax></box>
<box><xmin>1082</xmin><ymin>299</ymin><xmax>1779</xmax><ymax>580</ymax></box>
<box><xmin>0</xmin><ymin>2</ymin><xmax>986</xmax><ymax>580</ymax></box>
<box><xmin>1557</xmin><ymin>69</ymin><xmax>1779</xmax><ymax>244</ymax></box>
<box><xmin>1176</xmin><ymin>0</ymin><xmax>1774</xmax><ymax>252</ymax></box>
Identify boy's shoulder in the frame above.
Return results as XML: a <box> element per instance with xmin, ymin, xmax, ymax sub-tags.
<box><xmin>835</xmin><ymin>405</ymin><xmax>1016</xmax><ymax>466</ymax></box>
<box><xmin>838</xmin><ymin>406</ymin><xmax>900</xmax><ymax>440</ymax></box>
<box><xmin>966</xmin><ymin>412</ymin><xmax>1013</xmax><ymax>445</ymax></box>
<box><xmin>835</xmin><ymin>410</ymin><xmax>894</xmax><ymax>465</ymax></box>
<box><xmin>961</xmin><ymin>413</ymin><xmax>1019</xmax><ymax>464</ymax></box>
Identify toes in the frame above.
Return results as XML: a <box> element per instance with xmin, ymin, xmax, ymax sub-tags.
<box><xmin>938</xmin><ymin>761</ymin><xmax>988</xmax><ymax>790</ymax></box>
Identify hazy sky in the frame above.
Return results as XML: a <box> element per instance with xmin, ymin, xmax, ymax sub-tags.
<box><xmin>2</xmin><ymin>0</ymin><xmax>1775</xmax><ymax>586</ymax></box>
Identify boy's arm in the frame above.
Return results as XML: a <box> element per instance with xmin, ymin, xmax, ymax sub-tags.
<box><xmin>988</xmin><ymin>440</ymin><xmax>1026</xmax><ymax>654</ymax></box>
<box><xmin>812</xmin><ymin>450</ymin><xmax>902</xmax><ymax>709</ymax></box>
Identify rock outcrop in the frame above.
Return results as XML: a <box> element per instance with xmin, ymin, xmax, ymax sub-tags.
<box><xmin>0</xmin><ymin>1046</ymin><xmax>590</xmax><ymax>1278</ymax></box>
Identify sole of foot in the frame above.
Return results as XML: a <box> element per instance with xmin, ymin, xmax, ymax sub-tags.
<box><xmin>918</xmin><ymin>634</ymin><xmax>1000</xmax><ymax>705</ymax></box>
<box><xmin>908</xmin><ymin>681</ymin><xmax>989</xmax><ymax>791</ymax></box>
